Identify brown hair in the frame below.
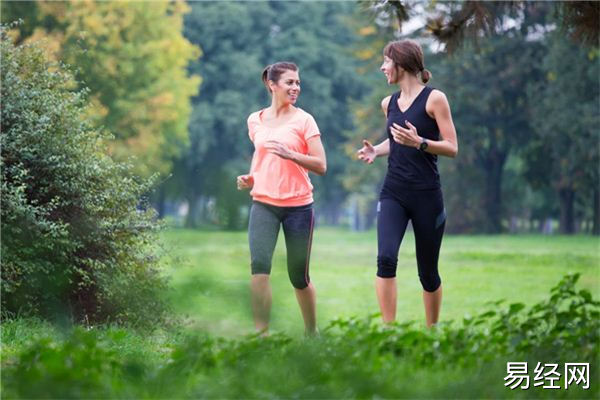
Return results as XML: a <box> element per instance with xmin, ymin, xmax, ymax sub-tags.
<box><xmin>261</xmin><ymin>62</ymin><xmax>298</xmax><ymax>94</ymax></box>
<box><xmin>383</xmin><ymin>40</ymin><xmax>432</xmax><ymax>83</ymax></box>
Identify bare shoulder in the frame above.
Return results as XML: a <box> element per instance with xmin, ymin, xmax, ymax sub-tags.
<box><xmin>381</xmin><ymin>95</ymin><xmax>392</xmax><ymax>116</ymax></box>
<box><xmin>428</xmin><ymin>90</ymin><xmax>451</xmax><ymax>110</ymax></box>
<box><xmin>429</xmin><ymin>89</ymin><xmax>448</xmax><ymax>104</ymax></box>
<box><xmin>425</xmin><ymin>89</ymin><xmax>451</xmax><ymax>118</ymax></box>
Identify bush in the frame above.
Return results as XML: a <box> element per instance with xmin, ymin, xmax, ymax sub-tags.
<box><xmin>0</xmin><ymin>23</ymin><xmax>168</xmax><ymax>327</ymax></box>
<box><xmin>2</xmin><ymin>274</ymin><xmax>598</xmax><ymax>398</ymax></box>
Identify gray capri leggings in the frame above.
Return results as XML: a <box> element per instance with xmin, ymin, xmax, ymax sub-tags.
<box><xmin>248</xmin><ymin>201</ymin><xmax>314</xmax><ymax>289</ymax></box>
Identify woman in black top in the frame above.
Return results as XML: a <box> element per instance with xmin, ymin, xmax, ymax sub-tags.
<box><xmin>357</xmin><ymin>40</ymin><xmax>458</xmax><ymax>327</ymax></box>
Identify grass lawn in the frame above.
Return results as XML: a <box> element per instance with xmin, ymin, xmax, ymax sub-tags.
<box><xmin>162</xmin><ymin>227</ymin><xmax>600</xmax><ymax>338</ymax></box>
<box><xmin>2</xmin><ymin>228</ymin><xmax>598</xmax><ymax>399</ymax></box>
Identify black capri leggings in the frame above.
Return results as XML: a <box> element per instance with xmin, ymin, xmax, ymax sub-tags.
<box><xmin>377</xmin><ymin>188</ymin><xmax>446</xmax><ymax>292</ymax></box>
<box><xmin>248</xmin><ymin>201</ymin><xmax>314</xmax><ymax>289</ymax></box>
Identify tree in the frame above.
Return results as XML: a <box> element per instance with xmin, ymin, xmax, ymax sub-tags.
<box><xmin>176</xmin><ymin>1</ymin><xmax>368</xmax><ymax>228</ymax></box>
<box><xmin>265</xmin><ymin>1</ymin><xmax>369</xmax><ymax>224</ymax></box>
<box><xmin>2</xmin><ymin>0</ymin><xmax>201</xmax><ymax>179</ymax></box>
<box><xmin>525</xmin><ymin>32</ymin><xmax>600</xmax><ymax>234</ymax></box>
<box><xmin>1</xmin><ymin>25</ymin><xmax>168</xmax><ymax>326</ymax></box>
<box><xmin>339</xmin><ymin>7</ymin><xmax>400</xmax><ymax>230</ymax></box>
<box><xmin>178</xmin><ymin>1</ymin><xmax>273</xmax><ymax>228</ymax></box>
<box><xmin>363</xmin><ymin>1</ymin><xmax>599</xmax><ymax>51</ymax></box>
<box><xmin>436</xmin><ymin>32</ymin><xmax>546</xmax><ymax>232</ymax></box>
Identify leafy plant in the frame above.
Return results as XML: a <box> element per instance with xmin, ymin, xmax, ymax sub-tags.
<box><xmin>2</xmin><ymin>274</ymin><xmax>597</xmax><ymax>398</ymax></box>
<box><xmin>1</xmin><ymin>23</ymin><xmax>168</xmax><ymax>327</ymax></box>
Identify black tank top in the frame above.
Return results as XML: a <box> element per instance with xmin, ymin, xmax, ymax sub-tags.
<box><xmin>382</xmin><ymin>86</ymin><xmax>440</xmax><ymax>193</ymax></box>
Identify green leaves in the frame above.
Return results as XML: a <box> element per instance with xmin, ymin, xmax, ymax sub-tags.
<box><xmin>2</xmin><ymin>273</ymin><xmax>597</xmax><ymax>398</ymax></box>
<box><xmin>1</xmin><ymin>25</ymin><xmax>168</xmax><ymax>327</ymax></box>
<box><xmin>3</xmin><ymin>1</ymin><xmax>201</xmax><ymax>179</ymax></box>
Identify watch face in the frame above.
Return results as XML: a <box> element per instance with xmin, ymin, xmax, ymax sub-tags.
<box><xmin>420</xmin><ymin>140</ymin><xmax>428</xmax><ymax>150</ymax></box>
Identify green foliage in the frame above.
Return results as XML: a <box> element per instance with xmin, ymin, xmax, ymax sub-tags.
<box><xmin>265</xmin><ymin>2</ymin><xmax>369</xmax><ymax>223</ymax></box>
<box><xmin>525</xmin><ymin>29</ymin><xmax>600</xmax><ymax>233</ymax></box>
<box><xmin>363</xmin><ymin>1</ymin><xmax>598</xmax><ymax>51</ymax></box>
<box><xmin>345</xmin><ymin>4</ymin><xmax>599</xmax><ymax>234</ymax></box>
<box><xmin>434</xmin><ymin>29</ymin><xmax>546</xmax><ymax>232</ymax></box>
<box><xmin>2</xmin><ymin>274</ymin><xmax>597</xmax><ymax>398</ymax></box>
<box><xmin>176</xmin><ymin>1</ymin><xmax>368</xmax><ymax>228</ymax></box>
<box><xmin>1</xmin><ymin>25</ymin><xmax>168</xmax><ymax>327</ymax></box>
<box><xmin>2</xmin><ymin>0</ymin><xmax>201</xmax><ymax>179</ymax></box>
<box><xmin>174</xmin><ymin>1</ymin><xmax>274</xmax><ymax>228</ymax></box>
<box><xmin>325</xmin><ymin>274</ymin><xmax>598</xmax><ymax>368</ymax></box>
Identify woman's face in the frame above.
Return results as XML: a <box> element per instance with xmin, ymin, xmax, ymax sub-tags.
<box><xmin>270</xmin><ymin>70</ymin><xmax>301</xmax><ymax>105</ymax></box>
<box><xmin>380</xmin><ymin>55</ymin><xmax>398</xmax><ymax>84</ymax></box>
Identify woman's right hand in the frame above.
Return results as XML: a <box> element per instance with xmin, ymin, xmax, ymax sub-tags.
<box><xmin>357</xmin><ymin>140</ymin><xmax>376</xmax><ymax>164</ymax></box>
<box><xmin>236</xmin><ymin>174</ymin><xmax>254</xmax><ymax>190</ymax></box>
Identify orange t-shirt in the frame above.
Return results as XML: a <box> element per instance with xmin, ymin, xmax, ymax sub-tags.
<box><xmin>247</xmin><ymin>107</ymin><xmax>321</xmax><ymax>207</ymax></box>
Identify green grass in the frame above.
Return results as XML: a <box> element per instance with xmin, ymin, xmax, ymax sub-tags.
<box><xmin>161</xmin><ymin>227</ymin><xmax>599</xmax><ymax>337</ymax></box>
<box><xmin>1</xmin><ymin>229</ymin><xmax>598</xmax><ymax>399</ymax></box>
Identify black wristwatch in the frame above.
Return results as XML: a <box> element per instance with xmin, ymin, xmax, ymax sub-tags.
<box><xmin>419</xmin><ymin>138</ymin><xmax>428</xmax><ymax>151</ymax></box>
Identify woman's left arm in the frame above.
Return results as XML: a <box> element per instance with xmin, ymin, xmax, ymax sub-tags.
<box><xmin>264</xmin><ymin>137</ymin><xmax>327</xmax><ymax>175</ymax></box>
<box><xmin>390</xmin><ymin>90</ymin><xmax>458</xmax><ymax>158</ymax></box>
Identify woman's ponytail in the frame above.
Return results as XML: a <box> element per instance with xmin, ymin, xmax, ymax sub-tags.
<box><xmin>262</xmin><ymin>65</ymin><xmax>272</xmax><ymax>93</ymax></box>
<box><xmin>421</xmin><ymin>68</ymin><xmax>432</xmax><ymax>83</ymax></box>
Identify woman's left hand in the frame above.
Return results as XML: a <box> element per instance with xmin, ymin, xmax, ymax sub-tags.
<box><xmin>391</xmin><ymin>120</ymin><xmax>421</xmax><ymax>148</ymax></box>
<box><xmin>265</xmin><ymin>140</ymin><xmax>296</xmax><ymax>160</ymax></box>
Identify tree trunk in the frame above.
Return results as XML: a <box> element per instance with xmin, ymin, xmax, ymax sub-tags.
<box><xmin>155</xmin><ymin>185</ymin><xmax>167</xmax><ymax>219</ymax></box>
<box><xmin>198</xmin><ymin>196</ymin><xmax>208</xmax><ymax>223</ymax></box>
<box><xmin>364</xmin><ymin>198</ymin><xmax>378</xmax><ymax>231</ymax></box>
<box><xmin>593</xmin><ymin>187</ymin><xmax>600</xmax><ymax>235</ymax></box>
<box><xmin>483</xmin><ymin>156</ymin><xmax>504</xmax><ymax>233</ymax></box>
<box><xmin>333</xmin><ymin>207</ymin><xmax>341</xmax><ymax>225</ymax></box>
<box><xmin>323</xmin><ymin>203</ymin><xmax>341</xmax><ymax>226</ymax></box>
<box><xmin>352</xmin><ymin>197</ymin><xmax>360</xmax><ymax>231</ymax></box>
<box><xmin>558</xmin><ymin>188</ymin><xmax>575</xmax><ymax>234</ymax></box>
<box><xmin>185</xmin><ymin>192</ymin><xmax>200</xmax><ymax>229</ymax></box>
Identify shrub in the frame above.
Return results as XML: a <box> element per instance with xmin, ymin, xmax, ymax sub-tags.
<box><xmin>2</xmin><ymin>274</ymin><xmax>597</xmax><ymax>398</ymax></box>
<box><xmin>1</xmin><ymin>23</ymin><xmax>168</xmax><ymax>327</ymax></box>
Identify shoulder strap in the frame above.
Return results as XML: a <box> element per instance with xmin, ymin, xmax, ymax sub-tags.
<box><xmin>387</xmin><ymin>91</ymin><xmax>400</xmax><ymax>114</ymax></box>
<box><xmin>421</xmin><ymin>86</ymin><xmax>434</xmax><ymax>101</ymax></box>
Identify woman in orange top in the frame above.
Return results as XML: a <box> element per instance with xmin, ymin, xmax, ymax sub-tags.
<box><xmin>237</xmin><ymin>62</ymin><xmax>326</xmax><ymax>336</ymax></box>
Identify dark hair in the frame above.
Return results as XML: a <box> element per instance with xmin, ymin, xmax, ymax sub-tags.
<box><xmin>261</xmin><ymin>62</ymin><xmax>298</xmax><ymax>94</ymax></box>
<box><xmin>383</xmin><ymin>40</ymin><xmax>432</xmax><ymax>83</ymax></box>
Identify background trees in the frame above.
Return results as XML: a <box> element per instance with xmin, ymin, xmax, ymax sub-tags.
<box><xmin>524</xmin><ymin>31</ymin><xmax>600</xmax><ymax>234</ymax></box>
<box><xmin>345</xmin><ymin>1</ymin><xmax>599</xmax><ymax>234</ymax></box>
<box><xmin>2</xmin><ymin>0</ymin><xmax>598</xmax><ymax>234</ymax></box>
<box><xmin>2</xmin><ymin>0</ymin><xmax>200</xmax><ymax>179</ymax></box>
<box><xmin>175</xmin><ymin>1</ymin><xmax>368</xmax><ymax>228</ymax></box>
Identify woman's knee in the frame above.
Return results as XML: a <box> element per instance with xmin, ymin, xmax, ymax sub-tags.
<box><xmin>251</xmin><ymin>260</ymin><xmax>272</xmax><ymax>275</ymax></box>
<box><xmin>419</xmin><ymin>273</ymin><xmax>441</xmax><ymax>292</ymax></box>
<box><xmin>289</xmin><ymin>270</ymin><xmax>309</xmax><ymax>289</ymax></box>
<box><xmin>377</xmin><ymin>255</ymin><xmax>397</xmax><ymax>278</ymax></box>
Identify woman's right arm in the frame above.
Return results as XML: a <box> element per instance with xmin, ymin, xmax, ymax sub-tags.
<box><xmin>237</xmin><ymin>150</ymin><xmax>256</xmax><ymax>191</ymax></box>
<box><xmin>372</xmin><ymin>139</ymin><xmax>390</xmax><ymax>157</ymax></box>
<box><xmin>357</xmin><ymin>96</ymin><xmax>391</xmax><ymax>163</ymax></box>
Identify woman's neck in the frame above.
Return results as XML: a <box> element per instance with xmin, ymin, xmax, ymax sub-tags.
<box><xmin>268</xmin><ymin>97</ymin><xmax>295</xmax><ymax>117</ymax></box>
<box><xmin>397</xmin><ymin>75</ymin><xmax>423</xmax><ymax>96</ymax></box>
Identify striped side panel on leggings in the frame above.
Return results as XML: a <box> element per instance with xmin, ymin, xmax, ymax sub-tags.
<box><xmin>304</xmin><ymin>208</ymin><xmax>315</xmax><ymax>286</ymax></box>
